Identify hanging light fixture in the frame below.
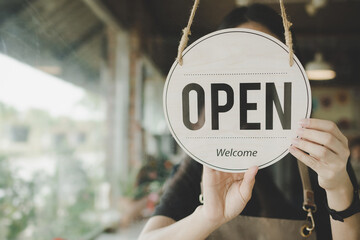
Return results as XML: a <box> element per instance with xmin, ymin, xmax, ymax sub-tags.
<box><xmin>235</xmin><ymin>0</ymin><xmax>250</xmax><ymax>6</ymax></box>
<box><xmin>306</xmin><ymin>0</ymin><xmax>328</xmax><ymax>16</ymax></box>
<box><xmin>305</xmin><ymin>52</ymin><xmax>336</xmax><ymax>81</ymax></box>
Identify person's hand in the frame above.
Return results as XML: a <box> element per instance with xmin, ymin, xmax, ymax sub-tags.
<box><xmin>199</xmin><ymin>166</ymin><xmax>258</xmax><ymax>226</ymax></box>
<box><xmin>289</xmin><ymin>118</ymin><xmax>351</xmax><ymax>191</ymax></box>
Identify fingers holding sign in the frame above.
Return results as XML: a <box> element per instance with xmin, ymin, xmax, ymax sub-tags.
<box><xmin>201</xmin><ymin>166</ymin><xmax>258</xmax><ymax>225</ymax></box>
<box><xmin>289</xmin><ymin>118</ymin><xmax>351</xmax><ymax>191</ymax></box>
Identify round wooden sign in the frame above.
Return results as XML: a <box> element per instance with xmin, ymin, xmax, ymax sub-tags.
<box><xmin>163</xmin><ymin>28</ymin><xmax>311</xmax><ymax>172</ymax></box>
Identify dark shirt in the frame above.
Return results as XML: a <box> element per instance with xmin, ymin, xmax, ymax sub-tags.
<box><xmin>153</xmin><ymin>154</ymin><xmax>359</xmax><ymax>240</ymax></box>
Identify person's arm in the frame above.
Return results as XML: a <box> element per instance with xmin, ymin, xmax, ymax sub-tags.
<box><xmin>289</xmin><ymin>118</ymin><xmax>360</xmax><ymax>240</ymax></box>
<box><xmin>138</xmin><ymin>209</ymin><xmax>219</xmax><ymax>240</ymax></box>
<box><xmin>139</xmin><ymin>166</ymin><xmax>258</xmax><ymax>240</ymax></box>
<box><xmin>325</xmin><ymin>177</ymin><xmax>360</xmax><ymax>240</ymax></box>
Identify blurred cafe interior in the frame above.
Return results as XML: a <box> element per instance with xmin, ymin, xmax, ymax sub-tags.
<box><xmin>0</xmin><ymin>0</ymin><xmax>360</xmax><ymax>239</ymax></box>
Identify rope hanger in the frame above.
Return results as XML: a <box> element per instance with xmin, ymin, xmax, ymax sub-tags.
<box><xmin>176</xmin><ymin>0</ymin><xmax>294</xmax><ymax>67</ymax></box>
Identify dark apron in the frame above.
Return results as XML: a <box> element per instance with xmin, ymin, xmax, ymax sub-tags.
<box><xmin>208</xmin><ymin>215</ymin><xmax>317</xmax><ymax>240</ymax></box>
<box><xmin>205</xmin><ymin>161</ymin><xmax>317</xmax><ymax>240</ymax></box>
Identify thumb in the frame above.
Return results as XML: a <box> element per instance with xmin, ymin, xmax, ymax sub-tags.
<box><xmin>239</xmin><ymin>166</ymin><xmax>258</xmax><ymax>204</ymax></box>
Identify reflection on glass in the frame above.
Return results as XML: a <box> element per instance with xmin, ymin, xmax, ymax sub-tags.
<box><xmin>0</xmin><ymin>0</ymin><xmax>107</xmax><ymax>239</ymax></box>
<box><xmin>0</xmin><ymin>52</ymin><xmax>106</xmax><ymax>239</ymax></box>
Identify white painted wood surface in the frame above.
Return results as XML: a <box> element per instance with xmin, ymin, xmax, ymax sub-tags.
<box><xmin>164</xmin><ymin>28</ymin><xmax>311</xmax><ymax>172</ymax></box>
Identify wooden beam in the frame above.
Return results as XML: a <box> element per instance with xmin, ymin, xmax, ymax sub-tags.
<box><xmin>81</xmin><ymin>0</ymin><xmax>124</xmax><ymax>32</ymax></box>
<box><xmin>58</xmin><ymin>22</ymin><xmax>104</xmax><ymax>59</ymax></box>
<box><xmin>0</xmin><ymin>0</ymin><xmax>39</xmax><ymax>27</ymax></box>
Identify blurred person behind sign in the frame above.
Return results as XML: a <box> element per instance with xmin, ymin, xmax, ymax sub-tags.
<box><xmin>139</xmin><ymin>4</ymin><xmax>360</xmax><ymax>240</ymax></box>
<box><xmin>350</xmin><ymin>137</ymin><xmax>360</xmax><ymax>186</ymax></box>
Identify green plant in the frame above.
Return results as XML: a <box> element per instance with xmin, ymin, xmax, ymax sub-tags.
<box><xmin>119</xmin><ymin>167</ymin><xmax>139</xmax><ymax>198</ymax></box>
<box><xmin>0</xmin><ymin>155</ymin><xmax>36</xmax><ymax>240</ymax></box>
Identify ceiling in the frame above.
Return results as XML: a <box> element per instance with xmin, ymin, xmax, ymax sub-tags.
<box><xmin>0</xmin><ymin>0</ymin><xmax>359</xmax><ymax>89</ymax></box>
<box><xmin>144</xmin><ymin>0</ymin><xmax>360</xmax><ymax>35</ymax></box>
<box><xmin>0</xmin><ymin>0</ymin><xmax>106</xmax><ymax>93</ymax></box>
<box><xmin>104</xmin><ymin>0</ymin><xmax>360</xmax><ymax>86</ymax></box>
